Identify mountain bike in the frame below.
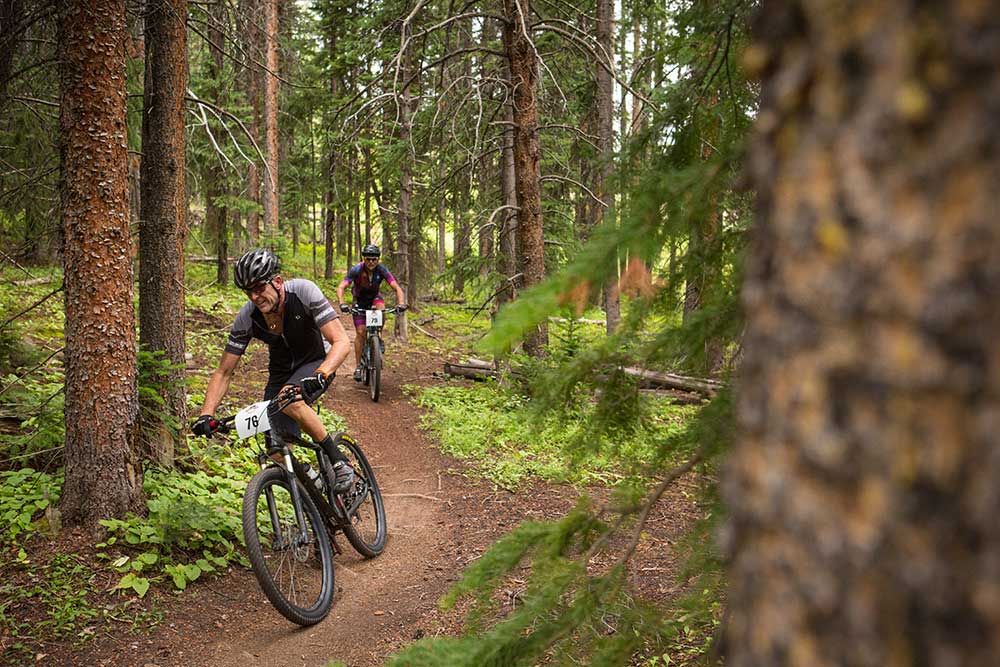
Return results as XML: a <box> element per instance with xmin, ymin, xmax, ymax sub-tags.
<box><xmin>210</xmin><ymin>387</ymin><xmax>387</xmax><ymax>625</ymax></box>
<box><xmin>350</xmin><ymin>305</ymin><xmax>399</xmax><ymax>402</ymax></box>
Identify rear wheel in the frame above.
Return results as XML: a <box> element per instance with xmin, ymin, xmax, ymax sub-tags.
<box><xmin>369</xmin><ymin>335</ymin><xmax>381</xmax><ymax>402</ymax></box>
<box><xmin>336</xmin><ymin>437</ymin><xmax>387</xmax><ymax>557</ymax></box>
<box><xmin>242</xmin><ymin>467</ymin><xmax>335</xmax><ymax>625</ymax></box>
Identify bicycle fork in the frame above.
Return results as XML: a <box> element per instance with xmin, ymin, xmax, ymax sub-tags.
<box><xmin>262</xmin><ymin>450</ymin><xmax>312</xmax><ymax>550</ymax></box>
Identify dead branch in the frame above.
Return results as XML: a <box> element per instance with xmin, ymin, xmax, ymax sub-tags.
<box><xmin>382</xmin><ymin>492</ymin><xmax>444</xmax><ymax>502</ymax></box>
<box><xmin>0</xmin><ymin>346</ymin><xmax>64</xmax><ymax>398</ymax></box>
<box><xmin>410</xmin><ymin>322</ymin><xmax>440</xmax><ymax>340</ymax></box>
<box><xmin>12</xmin><ymin>276</ymin><xmax>52</xmax><ymax>286</ymax></box>
<box><xmin>548</xmin><ymin>316</ymin><xmax>605</xmax><ymax>325</ymax></box>
<box><xmin>443</xmin><ymin>362</ymin><xmax>499</xmax><ymax>381</ymax></box>
<box><xmin>1</xmin><ymin>283</ymin><xmax>63</xmax><ymax>331</ymax></box>
<box><xmin>622</xmin><ymin>367</ymin><xmax>723</xmax><ymax>396</ymax></box>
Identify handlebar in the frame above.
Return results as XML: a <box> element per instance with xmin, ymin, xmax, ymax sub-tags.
<box><xmin>346</xmin><ymin>305</ymin><xmax>402</xmax><ymax>315</ymax></box>
<box><xmin>205</xmin><ymin>385</ymin><xmax>305</xmax><ymax>437</ymax></box>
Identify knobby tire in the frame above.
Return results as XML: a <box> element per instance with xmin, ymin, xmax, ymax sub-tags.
<box><xmin>242</xmin><ymin>467</ymin><xmax>335</xmax><ymax>626</ymax></box>
<box><xmin>337</xmin><ymin>438</ymin><xmax>387</xmax><ymax>557</ymax></box>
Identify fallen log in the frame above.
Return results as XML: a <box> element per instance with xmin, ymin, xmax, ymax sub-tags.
<box><xmin>622</xmin><ymin>367</ymin><xmax>723</xmax><ymax>396</ymax></box>
<box><xmin>463</xmin><ymin>357</ymin><xmax>495</xmax><ymax>370</ymax></box>
<box><xmin>443</xmin><ymin>363</ymin><xmax>499</xmax><ymax>381</ymax></box>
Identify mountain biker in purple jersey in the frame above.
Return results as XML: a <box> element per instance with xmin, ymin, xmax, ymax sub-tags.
<box><xmin>335</xmin><ymin>244</ymin><xmax>407</xmax><ymax>382</ymax></box>
<box><xmin>191</xmin><ymin>248</ymin><xmax>357</xmax><ymax>491</ymax></box>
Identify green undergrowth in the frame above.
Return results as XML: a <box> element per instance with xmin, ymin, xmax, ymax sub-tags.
<box><xmin>411</xmin><ymin>380</ymin><xmax>698</xmax><ymax>489</ymax></box>
<box><xmin>1</xmin><ymin>406</ymin><xmax>345</xmax><ymax>601</ymax></box>
<box><xmin>392</xmin><ymin>392</ymin><xmax>729</xmax><ymax>667</ymax></box>
<box><xmin>0</xmin><ymin>550</ymin><xmax>163</xmax><ymax>661</ymax></box>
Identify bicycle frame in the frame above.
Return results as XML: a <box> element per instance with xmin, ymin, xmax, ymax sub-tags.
<box><xmin>354</xmin><ymin>306</ymin><xmax>396</xmax><ymax>362</ymax></box>
<box><xmin>220</xmin><ymin>390</ymin><xmax>351</xmax><ymax>548</ymax></box>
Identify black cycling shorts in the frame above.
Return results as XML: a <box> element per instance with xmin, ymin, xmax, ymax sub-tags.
<box><xmin>264</xmin><ymin>358</ymin><xmax>324</xmax><ymax>442</ymax></box>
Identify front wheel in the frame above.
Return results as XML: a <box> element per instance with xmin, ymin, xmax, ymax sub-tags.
<box><xmin>242</xmin><ymin>467</ymin><xmax>335</xmax><ymax>625</ymax></box>
<box><xmin>335</xmin><ymin>436</ymin><xmax>387</xmax><ymax>557</ymax></box>
<box><xmin>369</xmin><ymin>335</ymin><xmax>382</xmax><ymax>402</ymax></box>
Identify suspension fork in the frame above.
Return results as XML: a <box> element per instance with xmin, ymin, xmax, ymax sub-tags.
<box><xmin>262</xmin><ymin>447</ymin><xmax>311</xmax><ymax>546</ymax></box>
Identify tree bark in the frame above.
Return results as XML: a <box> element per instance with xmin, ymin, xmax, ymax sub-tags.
<box><xmin>395</xmin><ymin>30</ymin><xmax>414</xmax><ymax>341</ymax></box>
<box><xmin>497</xmin><ymin>103</ymin><xmax>518</xmax><ymax>307</ymax></box>
<box><xmin>324</xmin><ymin>22</ymin><xmax>338</xmax><ymax>279</ymax></box>
<box><xmin>261</xmin><ymin>0</ymin><xmax>279</xmax><ymax>238</ymax></box>
<box><xmin>240</xmin><ymin>0</ymin><xmax>261</xmax><ymax>242</ymax></box>
<box><xmin>502</xmin><ymin>0</ymin><xmax>546</xmax><ymax>355</ymax></box>
<box><xmin>58</xmin><ymin>0</ymin><xmax>144</xmax><ymax>530</ymax></box>
<box><xmin>594</xmin><ymin>0</ymin><xmax>619</xmax><ymax>334</ymax></box>
<box><xmin>207</xmin><ymin>0</ymin><xmax>228</xmax><ymax>286</ymax></box>
<box><xmin>727</xmin><ymin>3</ymin><xmax>1000</xmax><ymax>665</ymax></box>
<box><xmin>139</xmin><ymin>0</ymin><xmax>188</xmax><ymax>467</ymax></box>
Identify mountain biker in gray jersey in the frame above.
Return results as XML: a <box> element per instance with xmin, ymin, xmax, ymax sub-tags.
<box><xmin>191</xmin><ymin>248</ymin><xmax>356</xmax><ymax>491</ymax></box>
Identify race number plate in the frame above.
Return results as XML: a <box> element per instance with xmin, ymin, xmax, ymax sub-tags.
<box><xmin>235</xmin><ymin>400</ymin><xmax>271</xmax><ymax>439</ymax></box>
<box><xmin>366</xmin><ymin>310</ymin><xmax>383</xmax><ymax>327</ymax></box>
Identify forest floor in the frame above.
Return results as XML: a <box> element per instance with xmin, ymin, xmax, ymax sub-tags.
<box><xmin>5</xmin><ymin>309</ymin><xmax>706</xmax><ymax>667</ymax></box>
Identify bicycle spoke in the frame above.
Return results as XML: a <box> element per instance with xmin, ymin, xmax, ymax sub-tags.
<box><xmin>243</xmin><ymin>469</ymin><xmax>334</xmax><ymax>624</ymax></box>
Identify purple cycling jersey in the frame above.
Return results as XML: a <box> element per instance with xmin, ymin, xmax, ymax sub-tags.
<box><xmin>343</xmin><ymin>262</ymin><xmax>395</xmax><ymax>307</ymax></box>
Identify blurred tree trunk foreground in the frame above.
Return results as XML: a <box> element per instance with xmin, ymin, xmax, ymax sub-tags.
<box><xmin>726</xmin><ymin>2</ymin><xmax>1000</xmax><ymax>665</ymax></box>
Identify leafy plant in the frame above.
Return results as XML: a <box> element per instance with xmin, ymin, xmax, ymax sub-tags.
<box><xmin>412</xmin><ymin>381</ymin><xmax>696</xmax><ymax>490</ymax></box>
<box><xmin>96</xmin><ymin>460</ymin><xmax>251</xmax><ymax>595</ymax></box>
<box><xmin>0</xmin><ymin>468</ymin><xmax>59</xmax><ymax>541</ymax></box>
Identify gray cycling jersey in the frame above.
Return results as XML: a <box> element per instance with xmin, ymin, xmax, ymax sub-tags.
<box><xmin>224</xmin><ymin>279</ymin><xmax>336</xmax><ymax>381</ymax></box>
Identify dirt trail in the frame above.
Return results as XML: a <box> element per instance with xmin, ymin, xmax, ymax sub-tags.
<box><xmin>55</xmin><ymin>315</ymin><xmax>700</xmax><ymax>667</ymax></box>
<box><xmin>193</xmin><ymin>355</ymin><xmax>459</xmax><ymax>667</ymax></box>
<box><xmin>70</xmin><ymin>321</ymin><xmax>496</xmax><ymax>667</ymax></box>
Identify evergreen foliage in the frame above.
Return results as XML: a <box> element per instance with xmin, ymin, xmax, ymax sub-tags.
<box><xmin>2</xmin><ymin>0</ymin><xmax>758</xmax><ymax>660</ymax></box>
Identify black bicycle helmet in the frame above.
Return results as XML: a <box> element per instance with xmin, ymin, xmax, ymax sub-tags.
<box><xmin>233</xmin><ymin>248</ymin><xmax>280</xmax><ymax>290</ymax></box>
<box><xmin>361</xmin><ymin>244</ymin><xmax>381</xmax><ymax>257</ymax></box>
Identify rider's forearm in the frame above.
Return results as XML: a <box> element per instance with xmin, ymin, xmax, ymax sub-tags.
<box><xmin>317</xmin><ymin>320</ymin><xmax>352</xmax><ymax>377</ymax></box>
<box><xmin>318</xmin><ymin>338</ymin><xmax>351</xmax><ymax>377</ymax></box>
<box><xmin>200</xmin><ymin>368</ymin><xmax>232</xmax><ymax>416</ymax></box>
<box><xmin>395</xmin><ymin>284</ymin><xmax>406</xmax><ymax>305</ymax></box>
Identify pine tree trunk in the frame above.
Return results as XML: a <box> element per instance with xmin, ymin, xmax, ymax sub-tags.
<box><xmin>324</xmin><ymin>18</ymin><xmax>339</xmax><ymax>277</ymax></box>
<box><xmin>502</xmin><ymin>0</ymin><xmax>546</xmax><ymax>355</ymax></box>
<box><xmin>208</xmin><ymin>0</ymin><xmax>228</xmax><ymax>286</ymax></box>
<box><xmin>727</xmin><ymin>3</ymin><xmax>1000</xmax><ymax>665</ymax></box>
<box><xmin>497</xmin><ymin>103</ymin><xmax>518</xmax><ymax>309</ymax></box>
<box><xmin>477</xmin><ymin>18</ymin><xmax>496</xmax><ymax>278</ymax></box>
<box><xmin>139</xmin><ymin>0</ymin><xmax>188</xmax><ymax>467</ymax></box>
<box><xmin>396</xmin><ymin>34</ymin><xmax>415</xmax><ymax>332</ymax></box>
<box><xmin>454</xmin><ymin>190</ymin><xmax>470</xmax><ymax>294</ymax></box>
<box><xmin>240</xmin><ymin>0</ymin><xmax>261</xmax><ymax>242</ymax></box>
<box><xmin>261</xmin><ymin>0</ymin><xmax>279</xmax><ymax>238</ymax></box>
<box><xmin>58</xmin><ymin>0</ymin><xmax>144</xmax><ymax>530</ymax></box>
<box><xmin>594</xmin><ymin>0</ymin><xmax>619</xmax><ymax>334</ymax></box>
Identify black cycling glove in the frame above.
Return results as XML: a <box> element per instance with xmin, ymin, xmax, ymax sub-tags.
<box><xmin>397</xmin><ymin>304</ymin><xmax>407</xmax><ymax>312</ymax></box>
<box><xmin>302</xmin><ymin>371</ymin><xmax>333</xmax><ymax>404</ymax></box>
<box><xmin>192</xmin><ymin>414</ymin><xmax>218</xmax><ymax>438</ymax></box>
<box><xmin>339</xmin><ymin>303</ymin><xmax>350</xmax><ymax>313</ymax></box>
